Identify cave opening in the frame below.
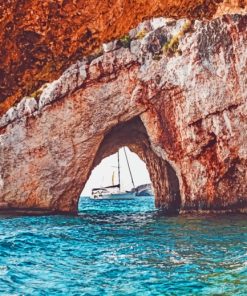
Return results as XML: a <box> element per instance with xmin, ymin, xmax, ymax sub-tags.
<box><xmin>78</xmin><ymin>116</ymin><xmax>181</xmax><ymax>215</ymax></box>
<box><xmin>79</xmin><ymin>147</ymin><xmax>155</xmax><ymax>211</ymax></box>
<box><xmin>81</xmin><ymin>147</ymin><xmax>152</xmax><ymax>197</ymax></box>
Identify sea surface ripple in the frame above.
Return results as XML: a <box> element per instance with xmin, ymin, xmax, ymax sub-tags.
<box><xmin>0</xmin><ymin>196</ymin><xmax>246</xmax><ymax>295</ymax></box>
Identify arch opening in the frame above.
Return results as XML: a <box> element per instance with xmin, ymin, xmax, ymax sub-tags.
<box><xmin>79</xmin><ymin>116</ymin><xmax>181</xmax><ymax>215</ymax></box>
<box><xmin>81</xmin><ymin>147</ymin><xmax>152</xmax><ymax>197</ymax></box>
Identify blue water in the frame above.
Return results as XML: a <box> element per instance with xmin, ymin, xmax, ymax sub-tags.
<box><xmin>0</xmin><ymin>196</ymin><xmax>246</xmax><ymax>295</ymax></box>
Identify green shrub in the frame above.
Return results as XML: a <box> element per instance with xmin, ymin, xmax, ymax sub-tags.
<box><xmin>119</xmin><ymin>35</ymin><xmax>131</xmax><ymax>48</ymax></box>
<box><xmin>136</xmin><ymin>29</ymin><xmax>148</xmax><ymax>39</ymax></box>
<box><xmin>162</xmin><ymin>20</ymin><xmax>191</xmax><ymax>56</ymax></box>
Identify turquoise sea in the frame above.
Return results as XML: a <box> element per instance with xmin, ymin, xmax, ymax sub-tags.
<box><xmin>0</xmin><ymin>196</ymin><xmax>246</xmax><ymax>295</ymax></box>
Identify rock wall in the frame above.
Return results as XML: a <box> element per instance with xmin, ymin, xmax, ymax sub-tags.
<box><xmin>0</xmin><ymin>15</ymin><xmax>246</xmax><ymax>214</ymax></box>
<box><xmin>1</xmin><ymin>0</ymin><xmax>247</xmax><ymax>115</ymax></box>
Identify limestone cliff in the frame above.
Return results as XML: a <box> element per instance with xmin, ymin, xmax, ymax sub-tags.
<box><xmin>0</xmin><ymin>15</ymin><xmax>246</xmax><ymax>214</ymax></box>
<box><xmin>0</xmin><ymin>0</ymin><xmax>246</xmax><ymax>115</ymax></box>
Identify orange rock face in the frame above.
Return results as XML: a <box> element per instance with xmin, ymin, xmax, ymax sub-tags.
<box><xmin>0</xmin><ymin>15</ymin><xmax>246</xmax><ymax>214</ymax></box>
<box><xmin>1</xmin><ymin>0</ymin><xmax>247</xmax><ymax>115</ymax></box>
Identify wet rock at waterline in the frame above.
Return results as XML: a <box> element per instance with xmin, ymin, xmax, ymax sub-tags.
<box><xmin>0</xmin><ymin>16</ymin><xmax>246</xmax><ymax>214</ymax></box>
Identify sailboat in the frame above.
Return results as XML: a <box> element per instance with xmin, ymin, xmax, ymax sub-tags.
<box><xmin>91</xmin><ymin>148</ymin><xmax>136</xmax><ymax>200</ymax></box>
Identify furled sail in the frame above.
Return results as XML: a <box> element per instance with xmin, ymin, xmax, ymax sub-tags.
<box><xmin>112</xmin><ymin>171</ymin><xmax>115</xmax><ymax>186</ymax></box>
<box><xmin>91</xmin><ymin>148</ymin><xmax>135</xmax><ymax>199</ymax></box>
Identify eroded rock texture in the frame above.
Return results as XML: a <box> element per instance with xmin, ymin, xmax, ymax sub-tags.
<box><xmin>1</xmin><ymin>0</ymin><xmax>247</xmax><ymax>115</ymax></box>
<box><xmin>0</xmin><ymin>15</ymin><xmax>246</xmax><ymax>214</ymax></box>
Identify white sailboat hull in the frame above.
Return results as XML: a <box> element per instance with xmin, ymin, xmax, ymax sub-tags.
<box><xmin>91</xmin><ymin>192</ymin><xmax>136</xmax><ymax>200</ymax></box>
<box><xmin>90</xmin><ymin>148</ymin><xmax>136</xmax><ymax>201</ymax></box>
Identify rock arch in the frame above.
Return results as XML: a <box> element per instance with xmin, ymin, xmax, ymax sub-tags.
<box><xmin>0</xmin><ymin>16</ymin><xmax>246</xmax><ymax>214</ymax></box>
<box><xmin>92</xmin><ymin>116</ymin><xmax>181</xmax><ymax>215</ymax></box>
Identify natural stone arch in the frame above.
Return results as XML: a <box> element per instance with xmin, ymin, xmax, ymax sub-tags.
<box><xmin>0</xmin><ymin>15</ymin><xmax>246</xmax><ymax>214</ymax></box>
<box><xmin>91</xmin><ymin>116</ymin><xmax>181</xmax><ymax>214</ymax></box>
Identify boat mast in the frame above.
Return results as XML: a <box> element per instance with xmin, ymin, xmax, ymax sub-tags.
<box><xmin>118</xmin><ymin>150</ymin><xmax>121</xmax><ymax>191</ymax></box>
<box><xmin>123</xmin><ymin>147</ymin><xmax>135</xmax><ymax>190</ymax></box>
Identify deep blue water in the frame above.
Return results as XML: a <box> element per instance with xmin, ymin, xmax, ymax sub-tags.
<box><xmin>0</xmin><ymin>196</ymin><xmax>246</xmax><ymax>295</ymax></box>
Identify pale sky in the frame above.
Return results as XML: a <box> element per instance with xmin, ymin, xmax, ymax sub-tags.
<box><xmin>81</xmin><ymin>147</ymin><xmax>151</xmax><ymax>196</ymax></box>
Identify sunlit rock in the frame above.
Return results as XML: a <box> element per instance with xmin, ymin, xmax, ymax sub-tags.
<box><xmin>0</xmin><ymin>15</ymin><xmax>246</xmax><ymax>214</ymax></box>
<box><xmin>1</xmin><ymin>0</ymin><xmax>246</xmax><ymax>115</ymax></box>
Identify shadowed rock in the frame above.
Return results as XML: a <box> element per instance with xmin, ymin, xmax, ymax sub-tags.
<box><xmin>1</xmin><ymin>0</ymin><xmax>247</xmax><ymax>115</ymax></box>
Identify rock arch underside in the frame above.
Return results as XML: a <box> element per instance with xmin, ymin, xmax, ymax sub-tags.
<box><xmin>0</xmin><ymin>1</ymin><xmax>247</xmax><ymax>214</ymax></box>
